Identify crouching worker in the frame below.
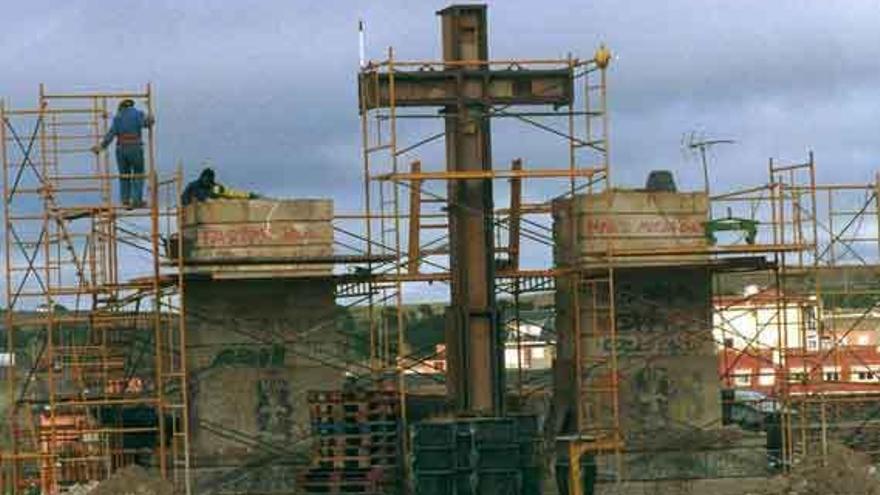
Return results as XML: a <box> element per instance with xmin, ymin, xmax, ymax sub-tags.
<box><xmin>182</xmin><ymin>167</ymin><xmax>260</xmax><ymax>206</ymax></box>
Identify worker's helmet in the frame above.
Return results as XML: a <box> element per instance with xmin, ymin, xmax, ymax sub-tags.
<box><xmin>118</xmin><ymin>99</ymin><xmax>136</xmax><ymax>110</ymax></box>
<box><xmin>200</xmin><ymin>168</ymin><xmax>216</xmax><ymax>183</ymax></box>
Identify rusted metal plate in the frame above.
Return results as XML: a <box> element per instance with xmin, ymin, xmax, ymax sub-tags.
<box><xmin>359</xmin><ymin>69</ymin><xmax>573</xmax><ymax>110</ymax></box>
<box><xmin>181</xmin><ymin>199</ymin><xmax>334</xmax><ymax>278</ymax></box>
<box><xmin>435</xmin><ymin>4</ymin><xmax>502</xmax><ymax>414</ymax></box>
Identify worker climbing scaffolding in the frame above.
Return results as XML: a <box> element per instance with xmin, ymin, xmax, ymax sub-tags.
<box><xmin>91</xmin><ymin>98</ymin><xmax>154</xmax><ymax>209</ymax></box>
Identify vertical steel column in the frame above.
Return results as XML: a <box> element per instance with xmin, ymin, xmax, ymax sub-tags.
<box><xmin>439</xmin><ymin>5</ymin><xmax>503</xmax><ymax>414</ymax></box>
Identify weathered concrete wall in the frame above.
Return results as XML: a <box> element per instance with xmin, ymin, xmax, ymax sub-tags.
<box><xmin>182</xmin><ymin>199</ymin><xmax>334</xmax><ymax>278</ymax></box>
<box><xmin>594</xmin><ymin>431</ymin><xmax>768</xmax><ymax>480</ymax></box>
<box><xmin>552</xmin><ymin>194</ymin><xmax>719</xmax><ymax>442</ymax></box>
<box><xmin>566</xmin><ymin>189</ymin><xmax>708</xmax><ymax>268</ymax></box>
<box><xmin>554</xmin><ymin>264</ymin><xmax>730</xmax><ymax>457</ymax></box>
<box><xmin>607</xmin><ymin>267</ymin><xmax>720</xmax><ymax>442</ymax></box>
<box><xmin>551</xmin><ymin>189</ymin><xmax>765</xmax><ymax>481</ymax></box>
<box><xmin>179</xmin><ymin>198</ymin><xmax>346</xmax><ymax>494</ymax></box>
<box><xmin>186</xmin><ymin>277</ymin><xmax>345</xmax><ymax>465</ymax></box>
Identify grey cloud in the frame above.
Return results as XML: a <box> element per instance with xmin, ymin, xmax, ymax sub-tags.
<box><xmin>2</xmin><ymin>0</ymin><xmax>879</xmax><ymax>303</ymax></box>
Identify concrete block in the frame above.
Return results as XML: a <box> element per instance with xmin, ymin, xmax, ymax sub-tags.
<box><xmin>181</xmin><ymin>198</ymin><xmax>334</xmax><ymax>278</ymax></box>
<box><xmin>185</xmin><ymin>277</ymin><xmax>345</xmax><ymax>462</ymax></box>
<box><xmin>575</xmin><ymin>267</ymin><xmax>722</xmax><ymax>444</ymax></box>
<box><xmin>553</xmin><ymin>190</ymin><xmax>709</xmax><ymax>269</ymax></box>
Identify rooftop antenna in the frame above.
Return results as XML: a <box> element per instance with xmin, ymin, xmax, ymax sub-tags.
<box><xmin>684</xmin><ymin>130</ymin><xmax>735</xmax><ymax>196</ymax></box>
<box><xmin>358</xmin><ymin>19</ymin><xmax>366</xmax><ymax>68</ymax></box>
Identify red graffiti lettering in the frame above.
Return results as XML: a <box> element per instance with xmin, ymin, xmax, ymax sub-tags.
<box><xmin>588</xmin><ymin>218</ymin><xmax>703</xmax><ymax>236</ymax></box>
<box><xmin>197</xmin><ymin>224</ymin><xmax>323</xmax><ymax>247</ymax></box>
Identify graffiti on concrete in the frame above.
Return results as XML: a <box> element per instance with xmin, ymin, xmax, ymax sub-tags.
<box><xmin>603</xmin><ymin>333</ymin><xmax>702</xmax><ymax>355</ymax></box>
<box><xmin>224</xmin><ymin>465</ymin><xmax>298</xmax><ymax>493</ymax></box>
<box><xmin>256</xmin><ymin>375</ymin><xmax>293</xmax><ymax>442</ymax></box>
<box><xmin>211</xmin><ymin>344</ymin><xmax>285</xmax><ymax>369</ymax></box>
<box><xmin>197</xmin><ymin>223</ymin><xmax>322</xmax><ymax>248</ymax></box>
<box><xmin>585</xmin><ymin>217</ymin><xmax>704</xmax><ymax>236</ymax></box>
<box><xmin>678</xmin><ymin>370</ymin><xmax>708</xmax><ymax>422</ymax></box>
<box><xmin>629</xmin><ymin>364</ymin><xmax>708</xmax><ymax>428</ymax></box>
<box><xmin>601</xmin><ymin>270</ymin><xmax>709</xmax><ymax>357</ymax></box>
<box><xmin>591</xmin><ymin>270</ymin><xmax>716</xmax><ymax>432</ymax></box>
<box><xmin>633</xmin><ymin>363</ymin><xmax>671</xmax><ymax>427</ymax></box>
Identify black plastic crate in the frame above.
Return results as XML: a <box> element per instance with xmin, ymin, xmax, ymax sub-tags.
<box><xmin>412</xmin><ymin>420</ymin><xmax>460</xmax><ymax>447</ymax></box>
<box><xmin>518</xmin><ymin>439</ymin><xmax>543</xmax><ymax>467</ymax></box>
<box><xmin>508</xmin><ymin>414</ymin><xmax>540</xmax><ymax>439</ymax></box>
<box><xmin>412</xmin><ymin>444</ymin><xmax>477</xmax><ymax>471</ymax></box>
<box><xmin>474</xmin><ymin>445</ymin><xmax>521</xmax><ymax>470</ymax></box>
<box><xmin>414</xmin><ymin>471</ymin><xmax>475</xmax><ymax>495</ymax></box>
<box><xmin>464</xmin><ymin>418</ymin><xmax>518</xmax><ymax>445</ymax></box>
<box><xmin>474</xmin><ymin>470</ymin><xmax>522</xmax><ymax>495</ymax></box>
<box><xmin>412</xmin><ymin>447</ymin><xmax>457</xmax><ymax>471</ymax></box>
<box><xmin>520</xmin><ymin>466</ymin><xmax>543</xmax><ymax>495</ymax></box>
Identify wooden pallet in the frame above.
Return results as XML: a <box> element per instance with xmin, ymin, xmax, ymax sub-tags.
<box><xmin>315</xmin><ymin>432</ymin><xmax>399</xmax><ymax>448</ymax></box>
<box><xmin>316</xmin><ymin>443</ymin><xmax>399</xmax><ymax>458</ymax></box>
<box><xmin>313</xmin><ymin>453</ymin><xmax>399</xmax><ymax>469</ymax></box>
<box><xmin>307</xmin><ymin>389</ymin><xmax>399</xmax><ymax>405</ymax></box>
<box><xmin>311</xmin><ymin>402</ymin><xmax>399</xmax><ymax>416</ymax></box>
<box><xmin>298</xmin><ymin>467</ymin><xmax>391</xmax><ymax>494</ymax></box>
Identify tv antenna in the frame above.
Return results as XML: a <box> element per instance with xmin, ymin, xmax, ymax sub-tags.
<box><xmin>683</xmin><ymin>131</ymin><xmax>735</xmax><ymax>196</ymax></box>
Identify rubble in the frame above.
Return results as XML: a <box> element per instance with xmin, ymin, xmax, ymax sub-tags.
<box><xmin>64</xmin><ymin>481</ymin><xmax>99</xmax><ymax>495</ymax></box>
<box><xmin>87</xmin><ymin>465</ymin><xmax>174</xmax><ymax>495</ymax></box>
<box><xmin>756</xmin><ymin>444</ymin><xmax>880</xmax><ymax>495</ymax></box>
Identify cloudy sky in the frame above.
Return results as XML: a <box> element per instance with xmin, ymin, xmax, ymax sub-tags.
<box><xmin>5</xmin><ymin>1</ymin><xmax>879</xmax><ymax>198</ymax></box>
<box><xmin>2</xmin><ymin>1</ymin><xmax>880</xmax><ymax>301</ymax></box>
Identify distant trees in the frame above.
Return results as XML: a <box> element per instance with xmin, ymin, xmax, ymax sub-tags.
<box><xmin>337</xmin><ymin>297</ymin><xmax>552</xmax><ymax>361</ymax></box>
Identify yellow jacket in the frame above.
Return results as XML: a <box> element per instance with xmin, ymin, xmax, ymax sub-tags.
<box><xmin>211</xmin><ymin>184</ymin><xmax>254</xmax><ymax>200</ymax></box>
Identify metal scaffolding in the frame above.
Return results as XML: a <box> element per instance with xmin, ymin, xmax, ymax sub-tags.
<box><xmin>1</xmin><ymin>17</ymin><xmax>874</xmax><ymax>495</ymax></box>
<box><xmin>352</xmin><ymin>18</ymin><xmax>618</xmax><ymax>486</ymax></box>
<box><xmin>714</xmin><ymin>153</ymin><xmax>880</xmax><ymax>468</ymax></box>
<box><xmin>1</xmin><ymin>86</ymin><xmax>191</xmax><ymax>494</ymax></box>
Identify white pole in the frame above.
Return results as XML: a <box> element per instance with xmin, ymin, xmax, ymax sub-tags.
<box><xmin>358</xmin><ymin>19</ymin><xmax>366</xmax><ymax>68</ymax></box>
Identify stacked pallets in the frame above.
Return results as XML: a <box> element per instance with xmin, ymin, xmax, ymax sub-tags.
<box><xmin>412</xmin><ymin>415</ymin><xmax>544</xmax><ymax>495</ymax></box>
<box><xmin>299</xmin><ymin>388</ymin><xmax>401</xmax><ymax>494</ymax></box>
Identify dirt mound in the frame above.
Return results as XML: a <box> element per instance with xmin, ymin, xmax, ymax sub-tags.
<box><xmin>758</xmin><ymin>443</ymin><xmax>880</xmax><ymax>495</ymax></box>
<box><xmin>89</xmin><ymin>465</ymin><xmax>174</xmax><ymax>495</ymax></box>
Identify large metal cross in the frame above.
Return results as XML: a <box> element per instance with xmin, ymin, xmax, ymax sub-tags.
<box><xmin>360</xmin><ymin>4</ymin><xmax>573</xmax><ymax>414</ymax></box>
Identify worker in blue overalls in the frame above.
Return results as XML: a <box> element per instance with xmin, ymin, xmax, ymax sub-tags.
<box><xmin>91</xmin><ymin>99</ymin><xmax>154</xmax><ymax>208</ymax></box>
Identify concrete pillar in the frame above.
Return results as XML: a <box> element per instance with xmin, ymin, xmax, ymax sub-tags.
<box><xmin>552</xmin><ymin>189</ymin><xmax>721</xmax><ymax>444</ymax></box>
<box><xmin>186</xmin><ymin>278</ymin><xmax>344</xmax><ymax>463</ymax></box>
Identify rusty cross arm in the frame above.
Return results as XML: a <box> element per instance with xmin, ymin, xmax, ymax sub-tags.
<box><xmin>358</xmin><ymin>4</ymin><xmax>576</xmax><ymax>416</ymax></box>
<box><xmin>359</xmin><ymin>67</ymin><xmax>573</xmax><ymax>110</ymax></box>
